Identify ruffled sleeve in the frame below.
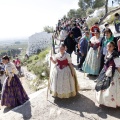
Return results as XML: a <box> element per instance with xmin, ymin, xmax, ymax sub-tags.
<box><xmin>66</xmin><ymin>53</ymin><xmax>72</xmax><ymax>63</ymax></box>
<box><xmin>114</xmin><ymin>57</ymin><xmax>120</xmax><ymax>68</ymax></box>
<box><xmin>53</xmin><ymin>54</ymin><xmax>58</xmax><ymax>61</ymax></box>
<box><xmin>5</xmin><ymin>62</ymin><xmax>18</xmax><ymax>77</ymax></box>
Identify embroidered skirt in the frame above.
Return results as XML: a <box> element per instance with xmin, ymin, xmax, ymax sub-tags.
<box><xmin>96</xmin><ymin>70</ymin><xmax>120</xmax><ymax>108</ymax></box>
<box><xmin>50</xmin><ymin>65</ymin><xmax>79</xmax><ymax>98</ymax></box>
<box><xmin>82</xmin><ymin>47</ymin><xmax>101</xmax><ymax>75</ymax></box>
<box><xmin>1</xmin><ymin>74</ymin><xmax>29</xmax><ymax>107</ymax></box>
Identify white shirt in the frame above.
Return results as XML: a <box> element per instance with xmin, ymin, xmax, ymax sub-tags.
<box><xmin>59</xmin><ymin>30</ymin><xmax>68</xmax><ymax>40</ymax></box>
<box><xmin>114</xmin><ymin>57</ymin><xmax>120</xmax><ymax>68</ymax></box>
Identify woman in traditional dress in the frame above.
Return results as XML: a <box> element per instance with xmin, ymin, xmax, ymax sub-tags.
<box><xmin>50</xmin><ymin>44</ymin><xmax>79</xmax><ymax>98</ymax></box>
<box><xmin>82</xmin><ymin>29</ymin><xmax>101</xmax><ymax>75</ymax></box>
<box><xmin>1</xmin><ymin>55</ymin><xmax>29</xmax><ymax>107</ymax></box>
<box><xmin>98</xmin><ymin>28</ymin><xmax>118</xmax><ymax>72</ymax></box>
<box><xmin>96</xmin><ymin>42</ymin><xmax>120</xmax><ymax>108</ymax></box>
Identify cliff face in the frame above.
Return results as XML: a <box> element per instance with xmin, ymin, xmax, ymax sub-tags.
<box><xmin>27</xmin><ymin>32</ymin><xmax>52</xmax><ymax>55</ymax></box>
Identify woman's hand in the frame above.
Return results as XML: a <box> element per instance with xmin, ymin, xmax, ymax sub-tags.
<box><xmin>50</xmin><ymin>57</ymin><xmax>53</xmax><ymax>61</ymax></box>
<box><xmin>50</xmin><ymin>57</ymin><xmax>56</xmax><ymax>64</ymax></box>
<box><xmin>8</xmin><ymin>79</ymin><xmax>11</xmax><ymax>87</ymax></box>
<box><xmin>7</xmin><ymin>77</ymin><xmax>12</xmax><ymax>87</ymax></box>
<box><xmin>97</xmin><ymin>53</ymin><xmax>100</xmax><ymax>58</ymax></box>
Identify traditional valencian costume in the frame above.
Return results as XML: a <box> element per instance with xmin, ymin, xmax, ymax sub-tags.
<box><xmin>1</xmin><ymin>62</ymin><xmax>29</xmax><ymax>107</ymax></box>
<box><xmin>82</xmin><ymin>36</ymin><xmax>101</xmax><ymax>75</ymax></box>
<box><xmin>50</xmin><ymin>52</ymin><xmax>79</xmax><ymax>98</ymax></box>
<box><xmin>95</xmin><ymin>51</ymin><xmax>120</xmax><ymax>108</ymax></box>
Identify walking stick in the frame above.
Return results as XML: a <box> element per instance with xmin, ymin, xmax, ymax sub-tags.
<box><xmin>47</xmin><ymin>40</ymin><xmax>53</xmax><ymax>100</ymax></box>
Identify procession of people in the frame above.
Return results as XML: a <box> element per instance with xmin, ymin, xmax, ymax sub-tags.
<box><xmin>0</xmin><ymin>12</ymin><xmax>120</xmax><ymax>110</ymax></box>
<box><xmin>50</xmin><ymin>13</ymin><xmax>120</xmax><ymax>108</ymax></box>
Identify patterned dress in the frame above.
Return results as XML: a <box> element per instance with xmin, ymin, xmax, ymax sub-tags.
<box><xmin>82</xmin><ymin>36</ymin><xmax>101</xmax><ymax>75</ymax></box>
<box><xmin>50</xmin><ymin>52</ymin><xmax>79</xmax><ymax>98</ymax></box>
<box><xmin>1</xmin><ymin>62</ymin><xmax>29</xmax><ymax>107</ymax></box>
<box><xmin>96</xmin><ymin>57</ymin><xmax>120</xmax><ymax>108</ymax></box>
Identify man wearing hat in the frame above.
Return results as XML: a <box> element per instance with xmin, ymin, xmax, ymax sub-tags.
<box><xmin>78</xmin><ymin>29</ymin><xmax>91</xmax><ymax>71</ymax></box>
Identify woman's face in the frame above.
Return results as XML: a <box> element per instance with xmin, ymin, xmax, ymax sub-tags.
<box><xmin>60</xmin><ymin>46</ymin><xmax>65</xmax><ymax>54</ymax></box>
<box><xmin>94</xmin><ymin>32</ymin><xmax>100</xmax><ymax>37</ymax></box>
<box><xmin>105</xmin><ymin>32</ymin><xmax>111</xmax><ymax>38</ymax></box>
<box><xmin>107</xmin><ymin>43</ymin><xmax>114</xmax><ymax>52</ymax></box>
<box><xmin>70</xmin><ymin>34</ymin><xmax>73</xmax><ymax>38</ymax></box>
<box><xmin>85</xmin><ymin>32</ymin><xmax>89</xmax><ymax>37</ymax></box>
<box><xmin>2</xmin><ymin>59</ymin><xmax>7</xmax><ymax>64</ymax></box>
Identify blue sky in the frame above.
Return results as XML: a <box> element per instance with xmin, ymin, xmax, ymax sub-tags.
<box><xmin>0</xmin><ymin>0</ymin><xmax>119</xmax><ymax>40</ymax></box>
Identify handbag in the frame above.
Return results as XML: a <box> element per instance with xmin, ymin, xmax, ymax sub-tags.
<box><xmin>95</xmin><ymin>76</ymin><xmax>112</xmax><ymax>92</ymax></box>
<box><xmin>95</xmin><ymin>69</ymin><xmax>112</xmax><ymax>92</ymax></box>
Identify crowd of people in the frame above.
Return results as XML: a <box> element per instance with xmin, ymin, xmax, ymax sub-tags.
<box><xmin>0</xmin><ymin>12</ymin><xmax>120</xmax><ymax>110</ymax></box>
<box><xmin>51</xmin><ymin>13</ymin><xmax>120</xmax><ymax>108</ymax></box>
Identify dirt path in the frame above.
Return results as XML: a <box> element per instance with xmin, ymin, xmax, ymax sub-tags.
<box><xmin>20</xmin><ymin>67</ymin><xmax>35</xmax><ymax>95</ymax></box>
<box><xmin>20</xmin><ymin>76</ymin><xmax>34</xmax><ymax>95</ymax></box>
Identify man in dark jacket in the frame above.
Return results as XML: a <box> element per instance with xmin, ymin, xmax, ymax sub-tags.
<box><xmin>64</xmin><ymin>31</ymin><xmax>77</xmax><ymax>56</ymax></box>
<box><xmin>72</xmin><ymin>23</ymin><xmax>82</xmax><ymax>42</ymax></box>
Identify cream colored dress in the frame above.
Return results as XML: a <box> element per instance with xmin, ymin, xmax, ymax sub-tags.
<box><xmin>50</xmin><ymin>52</ymin><xmax>79</xmax><ymax>98</ymax></box>
<box><xmin>96</xmin><ymin>58</ymin><xmax>120</xmax><ymax>108</ymax></box>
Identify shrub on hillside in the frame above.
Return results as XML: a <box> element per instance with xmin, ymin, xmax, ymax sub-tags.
<box><xmin>86</xmin><ymin>8</ymin><xmax>94</xmax><ymax>16</ymax></box>
<box><xmin>27</xmin><ymin>59</ymin><xmax>32</xmax><ymax>64</ymax></box>
<box><xmin>34</xmin><ymin>56</ymin><xmax>39</xmax><ymax>60</ymax></box>
<box><xmin>87</xmin><ymin>17</ymin><xmax>100</xmax><ymax>28</ymax></box>
<box><xmin>23</xmin><ymin>48</ymin><xmax>50</xmax><ymax>91</ymax></box>
<box><xmin>32</xmin><ymin>63</ymin><xmax>49</xmax><ymax>79</ymax></box>
<box><xmin>106</xmin><ymin>14</ymin><xmax>114</xmax><ymax>24</ymax></box>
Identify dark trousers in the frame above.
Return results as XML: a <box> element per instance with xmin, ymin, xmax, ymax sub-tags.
<box><xmin>78</xmin><ymin>54</ymin><xmax>86</xmax><ymax>68</ymax></box>
<box><xmin>0</xmin><ymin>83</ymin><xmax>2</xmax><ymax>91</ymax></box>
<box><xmin>119</xmin><ymin>51</ymin><xmax>120</xmax><ymax>56</ymax></box>
<box><xmin>66</xmin><ymin>50</ymin><xmax>73</xmax><ymax>57</ymax></box>
<box><xmin>77</xmin><ymin>53</ymin><xmax>81</xmax><ymax>63</ymax></box>
<box><xmin>99</xmin><ymin>54</ymin><xmax>105</xmax><ymax>73</ymax></box>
